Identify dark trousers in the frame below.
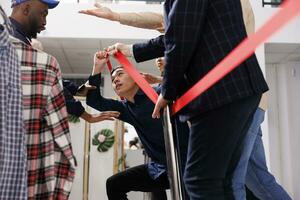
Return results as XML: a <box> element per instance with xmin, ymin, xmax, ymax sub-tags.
<box><xmin>183</xmin><ymin>94</ymin><xmax>261</xmax><ymax>200</ymax></box>
<box><xmin>106</xmin><ymin>164</ymin><xmax>169</xmax><ymax>200</ymax></box>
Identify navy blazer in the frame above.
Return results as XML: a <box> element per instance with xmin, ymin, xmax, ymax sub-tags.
<box><xmin>133</xmin><ymin>0</ymin><xmax>268</xmax><ymax>120</ymax></box>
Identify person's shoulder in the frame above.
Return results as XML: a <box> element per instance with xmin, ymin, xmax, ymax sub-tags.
<box><xmin>13</xmin><ymin>41</ymin><xmax>61</xmax><ymax>75</ymax></box>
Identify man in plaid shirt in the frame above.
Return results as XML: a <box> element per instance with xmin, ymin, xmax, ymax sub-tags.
<box><xmin>12</xmin><ymin>34</ymin><xmax>76</xmax><ymax>200</ymax></box>
<box><xmin>9</xmin><ymin>0</ymin><xmax>76</xmax><ymax>199</ymax></box>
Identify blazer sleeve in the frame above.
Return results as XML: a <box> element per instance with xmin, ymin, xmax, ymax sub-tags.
<box><xmin>161</xmin><ymin>0</ymin><xmax>209</xmax><ymax>100</ymax></box>
<box><xmin>62</xmin><ymin>80</ymin><xmax>78</xmax><ymax>95</ymax></box>
<box><xmin>63</xmin><ymin>86</ymin><xmax>85</xmax><ymax>117</ymax></box>
<box><xmin>132</xmin><ymin>35</ymin><xmax>165</xmax><ymax>63</ymax></box>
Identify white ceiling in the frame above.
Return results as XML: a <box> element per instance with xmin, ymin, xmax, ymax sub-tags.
<box><xmin>38</xmin><ymin>37</ymin><xmax>161</xmax><ymax>78</ymax></box>
<box><xmin>38</xmin><ymin>37</ymin><xmax>300</xmax><ymax>78</ymax></box>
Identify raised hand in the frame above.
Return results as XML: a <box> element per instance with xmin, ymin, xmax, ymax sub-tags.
<box><xmin>152</xmin><ymin>94</ymin><xmax>169</xmax><ymax>119</ymax></box>
<box><xmin>106</xmin><ymin>43</ymin><xmax>132</xmax><ymax>57</ymax></box>
<box><xmin>141</xmin><ymin>73</ymin><xmax>162</xmax><ymax>84</ymax></box>
<box><xmin>81</xmin><ymin>111</ymin><xmax>120</xmax><ymax>123</ymax></box>
<box><xmin>92</xmin><ymin>51</ymin><xmax>109</xmax><ymax>75</ymax></box>
<box><xmin>79</xmin><ymin>3</ymin><xmax>120</xmax><ymax>22</ymax></box>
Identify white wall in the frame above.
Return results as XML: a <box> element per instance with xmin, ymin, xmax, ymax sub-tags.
<box><xmin>69</xmin><ymin>113</ymin><xmax>86</xmax><ymax>200</ymax></box>
<box><xmin>287</xmin><ymin>63</ymin><xmax>300</xmax><ymax>199</ymax></box>
<box><xmin>279</xmin><ymin>62</ymin><xmax>300</xmax><ymax>199</ymax></box>
<box><xmin>266</xmin><ymin>62</ymin><xmax>300</xmax><ymax>199</ymax></box>
<box><xmin>89</xmin><ymin>116</ymin><xmax>115</xmax><ymax>200</ymax></box>
<box><xmin>265</xmin><ymin>64</ymin><xmax>282</xmax><ymax>181</ymax></box>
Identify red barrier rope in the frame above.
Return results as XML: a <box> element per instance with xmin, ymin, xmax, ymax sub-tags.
<box><xmin>108</xmin><ymin>0</ymin><xmax>300</xmax><ymax>114</ymax></box>
<box><xmin>106</xmin><ymin>59</ymin><xmax>113</xmax><ymax>72</ymax></box>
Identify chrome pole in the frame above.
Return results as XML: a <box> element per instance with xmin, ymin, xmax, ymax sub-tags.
<box><xmin>162</xmin><ymin>105</ymin><xmax>186</xmax><ymax>200</ymax></box>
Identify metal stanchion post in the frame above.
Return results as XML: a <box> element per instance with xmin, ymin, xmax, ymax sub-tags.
<box><xmin>162</xmin><ymin>105</ymin><xmax>186</xmax><ymax>200</ymax></box>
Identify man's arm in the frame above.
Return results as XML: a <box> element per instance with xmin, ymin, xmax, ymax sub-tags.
<box><xmin>87</xmin><ymin>52</ymin><xmax>128</xmax><ymax>122</ymax></box>
<box><xmin>79</xmin><ymin>3</ymin><xmax>164</xmax><ymax>33</ymax></box>
<box><xmin>152</xmin><ymin>0</ymin><xmax>209</xmax><ymax>118</ymax></box>
<box><xmin>161</xmin><ymin>0</ymin><xmax>209</xmax><ymax>100</ymax></box>
<box><xmin>141</xmin><ymin>72</ymin><xmax>163</xmax><ymax>84</ymax></box>
<box><xmin>87</xmin><ymin>74</ymin><xmax>125</xmax><ymax>114</ymax></box>
<box><xmin>119</xmin><ymin>12</ymin><xmax>164</xmax><ymax>33</ymax></box>
<box><xmin>63</xmin><ymin>86</ymin><xmax>86</xmax><ymax>117</ymax></box>
<box><xmin>63</xmin><ymin>80</ymin><xmax>119</xmax><ymax>123</ymax></box>
<box><xmin>80</xmin><ymin>110</ymin><xmax>120</xmax><ymax>123</ymax></box>
<box><xmin>63</xmin><ymin>80</ymin><xmax>78</xmax><ymax>95</ymax></box>
<box><xmin>106</xmin><ymin>35</ymin><xmax>165</xmax><ymax>63</ymax></box>
<box><xmin>133</xmin><ymin>35</ymin><xmax>165</xmax><ymax>63</ymax></box>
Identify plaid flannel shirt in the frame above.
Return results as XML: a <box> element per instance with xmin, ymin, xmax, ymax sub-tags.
<box><xmin>13</xmin><ymin>38</ymin><xmax>76</xmax><ymax>200</ymax></box>
<box><xmin>0</xmin><ymin>19</ymin><xmax>27</xmax><ymax>200</ymax></box>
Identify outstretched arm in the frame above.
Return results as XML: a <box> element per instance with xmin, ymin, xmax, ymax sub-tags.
<box><xmin>141</xmin><ymin>72</ymin><xmax>162</xmax><ymax>84</ymax></box>
<box><xmin>87</xmin><ymin>51</ymin><xmax>130</xmax><ymax>122</ymax></box>
<box><xmin>80</xmin><ymin>110</ymin><xmax>120</xmax><ymax>123</ymax></box>
<box><xmin>79</xmin><ymin>3</ymin><xmax>164</xmax><ymax>32</ymax></box>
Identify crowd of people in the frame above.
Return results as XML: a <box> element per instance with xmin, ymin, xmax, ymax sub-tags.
<box><xmin>0</xmin><ymin>0</ymin><xmax>292</xmax><ymax>200</ymax></box>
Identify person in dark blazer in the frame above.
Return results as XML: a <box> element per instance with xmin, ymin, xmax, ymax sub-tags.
<box><xmin>107</xmin><ymin>0</ymin><xmax>269</xmax><ymax>199</ymax></box>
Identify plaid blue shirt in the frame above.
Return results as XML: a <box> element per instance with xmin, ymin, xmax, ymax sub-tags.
<box><xmin>0</xmin><ymin>9</ymin><xmax>27</xmax><ymax>199</ymax></box>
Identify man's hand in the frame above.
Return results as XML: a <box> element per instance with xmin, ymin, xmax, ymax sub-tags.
<box><xmin>152</xmin><ymin>94</ymin><xmax>169</xmax><ymax>119</ymax></box>
<box><xmin>79</xmin><ymin>3</ymin><xmax>120</xmax><ymax>22</ymax></box>
<box><xmin>92</xmin><ymin>51</ymin><xmax>109</xmax><ymax>75</ymax></box>
<box><xmin>81</xmin><ymin>111</ymin><xmax>120</xmax><ymax>123</ymax></box>
<box><xmin>106</xmin><ymin>43</ymin><xmax>133</xmax><ymax>57</ymax></box>
<box><xmin>141</xmin><ymin>73</ymin><xmax>162</xmax><ymax>84</ymax></box>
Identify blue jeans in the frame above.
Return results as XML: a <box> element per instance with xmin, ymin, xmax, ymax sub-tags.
<box><xmin>232</xmin><ymin>108</ymin><xmax>292</xmax><ymax>200</ymax></box>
